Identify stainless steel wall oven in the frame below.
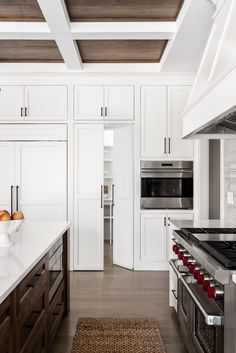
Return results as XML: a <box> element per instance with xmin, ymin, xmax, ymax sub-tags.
<box><xmin>141</xmin><ymin>161</ymin><xmax>193</xmax><ymax>209</ymax></box>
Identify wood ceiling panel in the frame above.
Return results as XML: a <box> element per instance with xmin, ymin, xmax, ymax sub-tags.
<box><xmin>77</xmin><ymin>40</ymin><xmax>168</xmax><ymax>63</ymax></box>
<box><xmin>0</xmin><ymin>40</ymin><xmax>63</xmax><ymax>63</ymax></box>
<box><xmin>66</xmin><ymin>0</ymin><xmax>184</xmax><ymax>22</ymax></box>
<box><xmin>0</xmin><ymin>0</ymin><xmax>45</xmax><ymax>22</ymax></box>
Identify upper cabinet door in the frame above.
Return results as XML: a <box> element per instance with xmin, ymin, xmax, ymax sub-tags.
<box><xmin>168</xmin><ymin>86</ymin><xmax>194</xmax><ymax>159</ymax></box>
<box><xmin>141</xmin><ymin>86</ymin><xmax>167</xmax><ymax>158</ymax></box>
<box><xmin>0</xmin><ymin>86</ymin><xmax>24</xmax><ymax>120</ymax></box>
<box><xmin>25</xmin><ymin>86</ymin><xmax>68</xmax><ymax>120</ymax></box>
<box><xmin>74</xmin><ymin>85</ymin><xmax>104</xmax><ymax>120</ymax></box>
<box><xmin>104</xmin><ymin>86</ymin><xmax>134</xmax><ymax>120</ymax></box>
<box><xmin>15</xmin><ymin>141</ymin><xmax>67</xmax><ymax>221</ymax></box>
<box><xmin>0</xmin><ymin>142</ymin><xmax>15</xmax><ymax>213</ymax></box>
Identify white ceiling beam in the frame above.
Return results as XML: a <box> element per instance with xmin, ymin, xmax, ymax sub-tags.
<box><xmin>0</xmin><ymin>22</ymin><xmax>52</xmax><ymax>39</ymax></box>
<box><xmin>37</xmin><ymin>0</ymin><xmax>82</xmax><ymax>70</ymax></box>
<box><xmin>70</xmin><ymin>22</ymin><xmax>176</xmax><ymax>40</ymax></box>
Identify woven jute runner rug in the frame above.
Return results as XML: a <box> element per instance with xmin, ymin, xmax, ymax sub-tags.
<box><xmin>71</xmin><ymin>317</ymin><xmax>167</xmax><ymax>353</ymax></box>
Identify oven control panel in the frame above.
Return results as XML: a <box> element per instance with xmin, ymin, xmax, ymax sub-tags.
<box><xmin>172</xmin><ymin>243</ymin><xmax>224</xmax><ymax>300</ymax></box>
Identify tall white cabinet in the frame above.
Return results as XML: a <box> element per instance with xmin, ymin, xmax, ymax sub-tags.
<box><xmin>0</xmin><ymin>140</ymin><xmax>67</xmax><ymax>220</ymax></box>
<box><xmin>74</xmin><ymin>125</ymin><xmax>104</xmax><ymax>270</ymax></box>
<box><xmin>141</xmin><ymin>85</ymin><xmax>194</xmax><ymax>159</ymax></box>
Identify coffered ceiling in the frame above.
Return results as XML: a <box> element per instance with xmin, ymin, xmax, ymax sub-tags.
<box><xmin>0</xmin><ymin>0</ymin><xmax>214</xmax><ymax>72</ymax></box>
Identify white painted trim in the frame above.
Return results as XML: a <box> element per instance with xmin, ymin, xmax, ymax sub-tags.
<box><xmin>37</xmin><ymin>0</ymin><xmax>83</xmax><ymax>70</ymax></box>
<box><xmin>0</xmin><ymin>22</ymin><xmax>52</xmax><ymax>39</ymax></box>
<box><xmin>70</xmin><ymin>22</ymin><xmax>176</xmax><ymax>40</ymax></box>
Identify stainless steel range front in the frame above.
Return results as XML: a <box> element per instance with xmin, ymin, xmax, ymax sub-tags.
<box><xmin>141</xmin><ymin>161</ymin><xmax>193</xmax><ymax>209</ymax></box>
<box><xmin>170</xmin><ymin>227</ymin><xmax>236</xmax><ymax>353</ymax></box>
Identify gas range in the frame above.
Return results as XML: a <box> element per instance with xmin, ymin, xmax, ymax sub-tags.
<box><xmin>170</xmin><ymin>227</ymin><xmax>236</xmax><ymax>353</ymax></box>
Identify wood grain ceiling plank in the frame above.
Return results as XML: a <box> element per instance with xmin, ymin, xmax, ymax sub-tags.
<box><xmin>0</xmin><ymin>40</ymin><xmax>63</xmax><ymax>62</ymax></box>
<box><xmin>77</xmin><ymin>40</ymin><xmax>168</xmax><ymax>63</ymax></box>
<box><xmin>66</xmin><ymin>0</ymin><xmax>184</xmax><ymax>22</ymax></box>
<box><xmin>0</xmin><ymin>0</ymin><xmax>45</xmax><ymax>22</ymax></box>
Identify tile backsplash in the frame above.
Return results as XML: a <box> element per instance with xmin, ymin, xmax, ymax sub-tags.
<box><xmin>224</xmin><ymin>140</ymin><xmax>236</xmax><ymax>221</ymax></box>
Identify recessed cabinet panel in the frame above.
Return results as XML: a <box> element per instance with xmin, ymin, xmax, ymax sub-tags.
<box><xmin>25</xmin><ymin>86</ymin><xmax>67</xmax><ymax>120</ymax></box>
<box><xmin>0</xmin><ymin>86</ymin><xmax>24</xmax><ymax>120</ymax></box>
<box><xmin>141</xmin><ymin>86</ymin><xmax>167</xmax><ymax>158</ymax></box>
<box><xmin>74</xmin><ymin>85</ymin><xmax>104</xmax><ymax>120</ymax></box>
<box><xmin>74</xmin><ymin>125</ymin><xmax>104</xmax><ymax>270</ymax></box>
<box><xmin>105</xmin><ymin>86</ymin><xmax>134</xmax><ymax>120</ymax></box>
<box><xmin>168</xmin><ymin>86</ymin><xmax>194</xmax><ymax>158</ymax></box>
<box><xmin>141</xmin><ymin>213</ymin><xmax>166</xmax><ymax>262</ymax></box>
<box><xmin>16</xmin><ymin>142</ymin><xmax>67</xmax><ymax>221</ymax></box>
<box><xmin>0</xmin><ymin>143</ymin><xmax>15</xmax><ymax>213</ymax></box>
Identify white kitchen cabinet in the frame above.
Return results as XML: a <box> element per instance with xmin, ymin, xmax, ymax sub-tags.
<box><xmin>0</xmin><ymin>141</ymin><xmax>67</xmax><ymax>221</ymax></box>
<box><xmin>16</xmin><ymin>142</ymin><xmax>67</xmax><ymax>221</ymax></box>
<box><xmin>24</xmin><ymin>86</ymin><xmax>67</xmax><ymax>120</ymax></box>
<box><xmin>0</xmin><ymin>143</ymin><xmax>15</xmax><ymax>212</ymax></box>
<box><xmin>74</xmin><ymin>85</ymin><xmax>134</xmax><ymax>121</ymax></box>
<box><xmin>0</xmin><ymin>86</ymin><xmax>24</xmax><ymax>120</ymax></box>
<box><xmin>141</xmin><ymin>85</ymin><xmax>193</xmax><ymax>159</ymax></box>
<box><xmin>141</xmin><ymin>86</ymin><xmax>167</xmax><ymax>158</ymax></box>
<box><xmin>141</xmin><ymin>213</ymin><xmax>167</xmax><ymax>262</ymax></box>
<box><xmin>105</xmin><ymin>86</ymin><xmax>134</xmax><ymax>120</ymax></box>
<box><xmin>0</xmin><ymin>85</ymin><xmax>67</xmax><ymax>121</ymax></box>
<box><xmin>168</xmin><ymin>86</ymin><xmax>194</xmax><ymax>158</ymax></box>
<box><xmin>74</xmin><ymin>124</ymin><xmax>104</xmax><ymax>270</ymax></box>
<box><xmin>74</xmin><ymin>85</ymin><xmax>104</xmax><ymax>120</ymax></box>
<box><xmin>140</xmin><ymin>212</ymin><xmax>193</xmax><ymax>270</ymax></box>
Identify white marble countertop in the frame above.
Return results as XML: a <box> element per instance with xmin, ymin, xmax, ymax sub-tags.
<box><xmin>170</xmin><ymin>219</ymin><xmax>236</xmax><ymax>229</ymax></box>
<box><xmin>0</xmin><ymin>221</ymin><xmax>70</xmax><ymax>304</ymax></box>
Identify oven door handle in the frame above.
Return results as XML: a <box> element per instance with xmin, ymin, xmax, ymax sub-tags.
<box><xmin>179</xmin><ymin>275</ymin><xmax>224</xmax><ymax>326</ymax></box>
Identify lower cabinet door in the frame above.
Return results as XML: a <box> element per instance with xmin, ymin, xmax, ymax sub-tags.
<box><xmin>140</xmin><ymin>213</ymin><xmax>167</xmax><ymax>264</ymax></box>
<box><xmin>0</xmin><ymin>296</ymin><xmax>12</xmax><ymax>353</ymax></box>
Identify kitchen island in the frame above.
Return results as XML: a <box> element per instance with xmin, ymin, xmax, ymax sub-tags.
<box><xmin>0</xmin><ymin>221</ymin><xmax>70</xmax><ymax>353</ymax></box>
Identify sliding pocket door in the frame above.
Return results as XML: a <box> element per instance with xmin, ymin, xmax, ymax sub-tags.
<box><xmin>74</xmin><ymin>124</ymin><xmax>104</xmax><ymax>270</ymax></box>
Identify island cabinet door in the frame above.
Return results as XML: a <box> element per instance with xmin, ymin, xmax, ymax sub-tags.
<box><xmin>74</xmin><ymin>124</ymin><xmax>104</xmax><ymax>270</ymax></box>
<box><xmin>0</xmin><ymin>295</ymin><xmax>13</xmax><ymax>353</ymax></box>
<box><xmin>0</xmin><ymin>143</ymin><xmax>15</xmax><ymax>214</ymax></box>
<box><xmin>15</xmin><ymin>142</ymin><xmax>67</xmax><ymax>221</ymax></box>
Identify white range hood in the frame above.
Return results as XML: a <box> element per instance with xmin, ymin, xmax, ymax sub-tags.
<box><xmin>182</xmin><ymin>0</ymin><xmax>236</xmax><ymax>139</ymax></box>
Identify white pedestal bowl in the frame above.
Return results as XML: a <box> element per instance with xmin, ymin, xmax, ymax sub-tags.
<box><xmin>0</xmin><ymin>220</ymin><xmax>24</xmax><ymax>247</ymax></box>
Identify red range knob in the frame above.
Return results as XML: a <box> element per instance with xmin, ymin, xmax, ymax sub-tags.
<box><xmin>172</xmin><ymin>244</ymin><xmax>178</xmax><ymax>253</ymax></box>
<box><xmin>189</xmin><ymin>264</ymin><xmax>196</xmax><ymax>274</ymax></box>
<box><xmin>183</xmin><ymin>256</ymin><xmax>189</xmax><ymax>265</ymax></box>
<box><xmin>193</xmin><ymin>266</ymin><xmax>202</xmax><ymax>279</ymax></box>
<box><xmin>178</xmin><ymin>250</ymin><xmax>186</xmax><ymax>260</ymax></box>
<box><xmin>207</xmin><ymin>286</ymin><xmax>216</xmax><ymax>299</ymax></box>
<box><xmin>204</xmin><ymin>280</ymin><xmax>216</xmax><ymax>293</ymax></box>
<box><xmin>174</xmin><ymin>245</ymin><xmax>180</xmax><ymax>254</ymax></box>
<box><xmin>202</xmin><ymin>275</ymin><xmax>214</xmax><ymax>291</ymax></box>
<box><xmin>197</xmin><ymin>271</ymin><xmax>205</xmax><ymax>284</ymax></box>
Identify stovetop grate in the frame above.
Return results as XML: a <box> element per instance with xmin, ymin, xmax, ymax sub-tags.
<box><xmin>200</xmin><ymin>241</ymin><xmax>236</xmax><ymax>268</ymax></box>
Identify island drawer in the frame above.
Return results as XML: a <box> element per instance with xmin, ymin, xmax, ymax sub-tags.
<box><xmin>0</xmin><ymin>296</ymin><xmax>12</xmax><ymax>353</ymax></box>
<box><xmin>48</xmin><ymin>280</ymin><xmax>65</xmax><ymax>348</ymax></box>
<box><xmin>17</xmin><ymin>255</ymin><xmax>48</xmax><ymax>322</ymax></box>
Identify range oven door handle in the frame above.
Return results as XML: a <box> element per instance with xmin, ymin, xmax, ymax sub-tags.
<box><xmin>179</xmin><ymin>275</ymin><xmax>224</xmax><ymax>326</ymax></box>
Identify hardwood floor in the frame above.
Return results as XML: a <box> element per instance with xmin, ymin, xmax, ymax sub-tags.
<box><xmin>50</xmin><ymin>243</ymin><xmax>187</xmax><ymax>353</ymax></box>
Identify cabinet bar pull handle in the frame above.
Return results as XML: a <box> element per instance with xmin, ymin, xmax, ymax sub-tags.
<box><xmin>16</xmin><ymin>185</ymin><xmax>19</xmax><ymax>210</ymax></box>
<box><xmin>101</xmin><ymin>107</ymin><xmax>103</xmax><ymax>117</ymax></box>
<box><xmin>21</xmin><ymin>107</ymin><xmax>23</xmax><ymax>117</ymax></box>
<box><xmin>105</xmin><ymin>107</ymin><xmax>107</xmax><ymax>117</ymax></box>
<box><xmin>101</xmin><ymin>185</ymin><xmax>104</xmax><ymax>208</ymax></box>
<box><xmin>10</xmin><ymin>185</ymin><xmax>14</xmax><ymax>214</ymax></box>
<box><xmin>168</xmin><ymin>217</ymin><xmax>170</xmax><ymax>226</ymax></box>
<box><xmin>25</xmin><ymin>107</ymin><xmax>27</xmax><ymax>117</ymax></box>
<box><xmin>164</xmin><ymin>138</ymin><xmax>167</xmax><ymax>154</ymax></box>
<box><xmin>168</xmin><ymin>138</ymin><xmax>171</xmax><ymax>154</ymax></box>
<box><xmin>112</xmin><ymin>184</ymin><xmax>115</xmax><ymax>206</ymax></box>
<box><xmin>164</xmin><ymin>217</ymin><xmax>166</xmax><ymax>227</ymax></box>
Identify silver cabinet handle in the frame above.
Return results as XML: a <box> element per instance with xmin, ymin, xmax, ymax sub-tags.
<box><xmin>21</xmin><ymin>107</ymin><xmax>24</xmax><ymax>117</ymax></box>
<box><xmin>101</xmin><ymin>185</ymin><xmax>103</xmax><ymax>208</ymax></box>
<box><xmin>112</xmin><ymin>184</ymin><xmax>115</xmax><ymax>206</ymax></box>
<box><xmin>25</xmin><ymin>107</ymin><xmax>27</xmax><ymax>117</ymax></box>
<box><xmin>10</xmin><ymin>185</ymin><xmax>14</xmax><ymax>214</ymax></box>
<box><xmin>168</xmin><ymin>138</ymin><xmax>171</xmax><ymax>154</ymax></box>
<box><xmin>164</xmin><ymin>216</ymin><xmax>166</xmax><ymax>227</ymax></box>
<box><xmin>105</xmin><ymin>107</ymin><xmax>108</xmax><ymax>117</ymax></box>
<box><xmin>179</xmin><ymin>275</ymin><xmax>224</xmax><ymax>326</ymax></box>
<box><xmin>101</xmin><ymin>107</ymin><xmax>103</xmax><ymax>117</ymax></box>
<box><xmin>171</xmin><ymin>289</ymin><xmax>178</xmax><ymax>300</ymax></box>
<box><xmin>164</xmin><ymin>138</ymin><xmax>167</xmax><ymax>154</ymax></box>
<box><xmin>16</xmin><ymin>185</ymin><xmax>19</xmax><ymax>210</ymax></box>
